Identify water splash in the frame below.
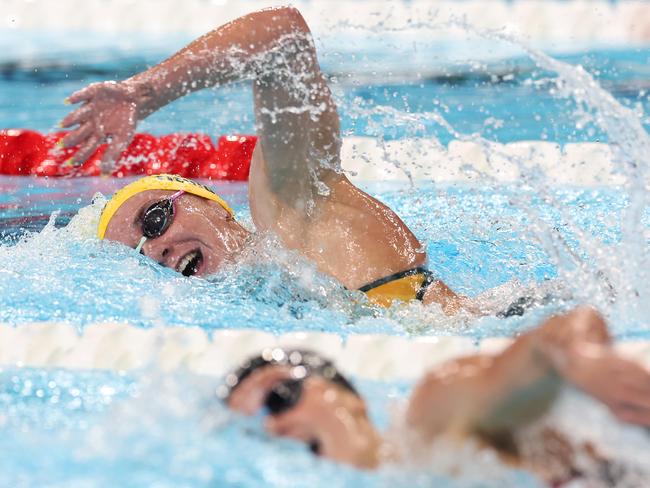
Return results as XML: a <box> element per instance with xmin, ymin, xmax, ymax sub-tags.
<box><xmin>522</xmin><ymin>45</ymin><xmax>650</xmax><ymax>323</ymax></box>
<box><xmin>439</xmin><ymin>23</ymin><xmax>650</xmax><ymax>325</ymax></box>
<box><xmin>333</xmin><ymin>15</ymin><xmax>650</xmax><ymax>327</ymax></box>
<box><xmin>1</xmin><ymin>9</ymin><xmax>650</xmax><ymax>486</ymax></box>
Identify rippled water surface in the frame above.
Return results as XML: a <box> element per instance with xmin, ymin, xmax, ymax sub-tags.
<box><xmin>1</xmin><ymin>30</ymin><xmax>649</xmax><ymax>144</ymax></box>
<box><xmin>2</xmin><ymin>366</ymin><xmax>649</xmax><ymax>488</ymax></box>
<box><xmin>2</xmin><ymin>13</ymin><xmax>650</xmax><ymax>487</ymax></box>
<box><xmin>0</xmin><ymin>176</ymin><xmax>648</xmax><ymax>339</ymax></box>
<box><xmin>1</xmin><ymin>26</ymin><xmax>650</xmax><ymax>339</ymax></box>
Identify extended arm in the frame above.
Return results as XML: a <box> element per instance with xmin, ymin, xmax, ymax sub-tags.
<box><xmin>62</xmin><ymin>7</ymin><xmax>340</xmax><ymax>203</ymax></box>
<box><xmin>406</xmin><ymin>307</ymin><xmax>650</xmax><ymax>443</ymax></box>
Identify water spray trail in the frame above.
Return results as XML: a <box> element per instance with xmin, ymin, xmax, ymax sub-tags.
<box><xmin>442</xmin><ymin>19</ymin><xmax>650</xmax><ymax>322</ymax></box>
<box><xmin>518</xmin><ymin>45</ymin><xmax>650</xmax><ymax>320</ymax></box>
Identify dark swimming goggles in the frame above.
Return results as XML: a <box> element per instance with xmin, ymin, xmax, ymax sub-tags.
<box><xmin>221</xmin><ymin>349</ymin><xmax>358</xmax><ymax>454</ymax></box>
<box><xmin>135</xmin><ymin>190</ymin><xmax>185</xmax><ymax>254</ymax></box>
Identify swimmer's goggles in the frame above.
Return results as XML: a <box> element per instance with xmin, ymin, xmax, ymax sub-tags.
<box><xmin>220</xmin><ymin>348</ymin><xmax>358</xmax><ymax>453</ymax></box>
<box><xmin>134</xmin><ymin>189</ymin><xmax>184</xmax><ymax>254</ymax></box>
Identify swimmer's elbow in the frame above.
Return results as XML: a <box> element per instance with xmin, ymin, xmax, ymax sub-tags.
<box><xmin>255</xmin><ymin>6</ymin><xmax>311</xmax><ymax>37</ymax></box>
<box><xmin>278</xmin><ymin>6</ymin><xmax>310</xmax><ymax>33</ymax></box>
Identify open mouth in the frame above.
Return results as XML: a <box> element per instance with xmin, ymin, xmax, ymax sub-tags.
<box><xmin>176</xmin><ymin>249</ymin><xmax>203</xmax><ymax>277</ymax></box>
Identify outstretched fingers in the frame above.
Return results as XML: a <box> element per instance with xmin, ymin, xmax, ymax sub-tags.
<box><xmin>98</xmin><ymin>133</ymin><xmax>133</xmax><ymax>174</ymax></box>
<box><xmin>66</xmin><ymin>84</ymin><xmax>99</xmax><ymax>105</ymax></box>
<box><xmin>60</xmin><ymin>104</ymin><xmax>92</xmax><ymax>129</ymax></box>
<box><xmin>61</xmin><ymin>123</ymin><xmax>93</xmax><ymax>148</ymax></box>
<box><xmin>68</xmin><ymin>135</ymin><xmax>100</xmax><ymax>167</ymax></box>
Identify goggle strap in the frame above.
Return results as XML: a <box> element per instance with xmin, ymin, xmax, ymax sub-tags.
<box><xmin>135</xmin><ymin>236</ymin><xmax>147</xmax><ymax>254</ymax></box>
<box><xmin>169</xmin><ymin>189</ymin><xmax>185</xmax><ymax>202</ymax></box>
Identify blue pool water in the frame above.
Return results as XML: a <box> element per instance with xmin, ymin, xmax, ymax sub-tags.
<box><xmin>1</xmin><ymin>175</ymin><xmax>648</xmax><ymax>340</ymax></box>
<box><xmin>2</xmin><ymin>20</ymin><xmax>650</xmax><ymax>488</ymax></box>
<box><xmin>1</xmin><ymin>30</ymin><xmax>649</xmax><ymax>144</ymax></box>
<box><xmin>1</xmin><ymin>40</ymin><xmax>650</xmax><ymax>339</ymax></box>
<box><xmin>2</xmin><ymin>365</ymin><xmax>649</xmax><ymax>487</ymax></box>
<box><xmin>0</xmin><ymin>367</ymin><xmax>548</xmax><ymax>488</ymax></box>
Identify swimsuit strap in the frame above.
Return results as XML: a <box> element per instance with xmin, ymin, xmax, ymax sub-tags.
<box><xmin>358</xmin><ymin>266</ymin><xmax>436</xmax><ymax>302</ymax></box>
<box><xmin>415</xmin><ymin>268</ymin><xmax>437</xmax><ymax>301</ymax></box>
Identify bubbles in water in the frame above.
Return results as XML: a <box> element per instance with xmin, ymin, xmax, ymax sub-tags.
<box><xmin>2</xmin><ymin>7</ymin><xmax>650</xmax><ymax>485</ymax></box>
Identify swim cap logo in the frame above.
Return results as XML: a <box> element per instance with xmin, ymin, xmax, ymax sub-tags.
<box><xmin>153</xmin><ymin>174</ymin><xmax>217</xmax><ymax>196</ymax></box>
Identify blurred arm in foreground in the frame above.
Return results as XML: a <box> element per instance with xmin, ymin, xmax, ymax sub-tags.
<box><xmin>227</xmin><ymin>307</ymin><xmax>650</xmax><ymax>484</ymax></box>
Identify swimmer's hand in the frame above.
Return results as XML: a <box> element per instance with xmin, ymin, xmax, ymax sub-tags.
<box><xmin>536</xmin><ymin>308</ymin><xmax>650</xmax><ymax>427</ymax></box>
<box><xmin>554</xmin><ymin>344</ymin><xmax>650</xmax><ymax>427</ymax></box>
<box><xmin>60</xmin><ymin>81</ymin><xmax>145</xmax><ymax>173</ymax></box>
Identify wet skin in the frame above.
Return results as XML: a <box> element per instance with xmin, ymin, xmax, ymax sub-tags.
<box><xmin>102</xmin><ymin>179</ymin><xmax>464</xmax><ymax>311</ymax></box>
<box><xmin>63</xmin><ymin>7</ymin><xmax>470</xmax><ymax>311</ymax></box>
<box><xmin>227</xmin><ymin>364</ymin><xmax>384</xmax><ymax>468</ymax></box>
<box><xmin>104</xmin><ymin>189</ymin><xmax>250</xmax><ymax>277</ymax></box>
<box><xmin>227</xmin><ymin>308</ymin><xmax>650</xmax><ymax>483</ymax></box>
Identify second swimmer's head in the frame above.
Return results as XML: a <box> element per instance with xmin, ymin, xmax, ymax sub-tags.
<box><xmin>97</xmin><ymin>174</ymin><xmax>250</xmax><ymax>276</ymax></box>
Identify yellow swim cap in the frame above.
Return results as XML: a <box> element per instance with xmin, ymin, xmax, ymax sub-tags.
<box><xmin>97</xmin><ymin>174</ymin><xmax>235</xmax><ymax>239</ymax></box>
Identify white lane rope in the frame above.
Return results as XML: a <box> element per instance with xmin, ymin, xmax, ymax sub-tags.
<box><xmin>1</xmin><ymin>322</ymin><xmax>649</xmax><ymax>380</ymax></box>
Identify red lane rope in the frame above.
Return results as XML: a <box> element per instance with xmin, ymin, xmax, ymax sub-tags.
<box><xmin>0</xmin><ymin>130</ymin><xmax>256</xmax><ymax>180</ymax></box>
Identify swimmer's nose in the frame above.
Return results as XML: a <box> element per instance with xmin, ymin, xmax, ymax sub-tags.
<box><xmin>142</xmin><ymin>242</ymin><xmax>174</xmax><ymax>267</ymax></box>
<box><xmin>157</xmin><ymin>246</ymin><xmax>172</xmax><ymax>266</ymax></box>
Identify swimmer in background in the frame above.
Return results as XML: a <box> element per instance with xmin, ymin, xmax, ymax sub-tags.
<box><xmin>224</xmin><ymin>307</ymin><xmax>650</xmax><ymax>485</ymax></box>
<box><xmin>61</xmin><ymin>6</ymin><xmax>518</xmax><ymax>314</ymax></box>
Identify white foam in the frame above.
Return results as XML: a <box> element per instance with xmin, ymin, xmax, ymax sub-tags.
<box><xmin>2</xmin><ymin>323</ymin><xmax>649</xmax><ymax>380</ymax></box>
<box><xmin>341</xmin><ymin>138</ymin><xmax>627</xmax><ymax>184</ymax></box>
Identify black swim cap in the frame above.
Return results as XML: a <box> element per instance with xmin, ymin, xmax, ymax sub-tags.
<box><xmin>220</xmin><ymin>348</ymin><xmax>358</xmax><ymax>401</ymax></box>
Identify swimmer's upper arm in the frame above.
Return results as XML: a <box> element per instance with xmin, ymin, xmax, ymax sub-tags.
<box><xmin>94</xmin><ymin>5</ymin><xmax>341</xmax><ymax>216</ymax></box>
<box><xmin>406</xmin><ymin>356</ymin><xmax>495</xmax><ymax>438</ymax></box>
<box><xmin>406</xmin><ymin>333</ymin><xmax>562</xmax><ymax>442</ymax></box>
<box><xmin>249</xmin><ymin>8</ymin><xmax>342</xmax><ymax>212</ymax></box>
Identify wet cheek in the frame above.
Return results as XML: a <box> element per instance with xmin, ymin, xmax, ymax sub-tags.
<box><xmin>221</xmin><ymin>232</ymin><xmax>245</xmax><ymax>253</ymax></box>
<box><xmin>199</xmin><ymin>253</ymin><xmax>223</xmax><ymax>276</ymax></box>
<box><xmin>265</xmin><ymin>417</ymin><xmax>281</xmax><ymax>434</ymax></box>
<box><xmin>105</xmin><ymin>224</ymin><xmax>138</xmax><ymax>245</ymax></box>
<box><xmin>180</xmin><ymin>215</ymin><xmax>213</xmax><ymax>240</ymax></box>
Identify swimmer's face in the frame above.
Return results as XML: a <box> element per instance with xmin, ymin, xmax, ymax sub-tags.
<box><xmin>227</xmin><ymin>365</ymin><xmax>381</xmax><ymax>468</ymax></box>
<box><xmin>104</xmin><ymin>190</ymin><xmax>250</xmax><ymax>277</ymax></box>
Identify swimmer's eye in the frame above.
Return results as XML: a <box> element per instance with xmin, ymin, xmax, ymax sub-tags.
<box><xmin>133</xmin><ymin>204</ymin><xmax>147</xmax><ymax>228</ymax></box>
